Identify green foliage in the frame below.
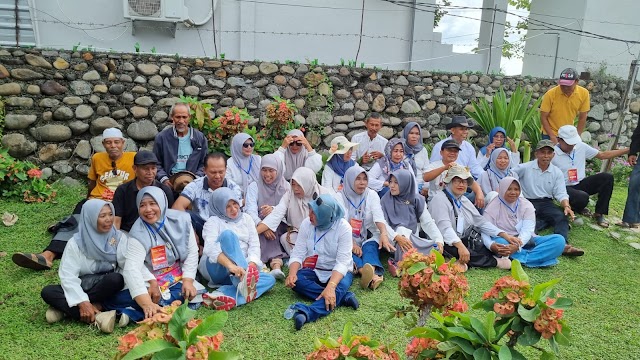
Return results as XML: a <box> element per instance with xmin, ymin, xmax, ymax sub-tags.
<box><xmin>0</xmin><ymin>97</ymin><xmax>4</xmax><ymax>139</ymax></box>
<box><xmin>150</xmin><ymin>47</ymin><xmax>157</xmax><ymax>54</ymax></box>
<box><xmin>179</xmin><ymin>95</ymin><xmax>213</xmax><ymax>129</ymax></box>
<box><xmin>0</xmin><ymin>148</ymin><xmax>56</xmax><ymax>202</ymax></box>
<box><xmin>433</xmin><ymin>0</ymin><xmax>452</xmax><ymax>27</ymax></box>
<box><xmin>134</xmin><ymin>42</ymin><xmax>140</xmax><ymax>53</ymax></box>
<box><xmin>72</xmin><ymin>42</ymin><xmax>81</xmax><ymax>52</ymax></box>
<box><xmin>306</xmin><ymin>322</ymin><xmax>400</xmax><ymax>359</ymax></box>
<box><xmin>220</xmin><ymin>53</ymin><xmax>225</xmax><ymax>60</ymax></box>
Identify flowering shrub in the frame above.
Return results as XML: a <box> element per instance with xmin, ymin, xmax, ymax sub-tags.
<box><xmin>206</xmin><ymin>107</ymin><xmax>251</xmax><ymax>155</ymax></box>
<box><xmin>405</xmin><ymin>338</ymin><xmax>440</xmax><ymax>360</ymax></box>
<box><xmin>306</xmin><ymin>322</ymin><xmax>400</xmax><ymax>360</ymax></box>
<box><xmin>114</xmin><ymin>301</ymin><xmax>238</xmax><ymax>360</ymax></box>
<box><xmin>0</xmin><ymin>148</ymin><xmax>56</xmax><ymax>203</ymax></box>
<box><xmin>180</xmin><ymin>95</ymin><xmax>213</xmax><ymax>129</ymax></box>
<box><xmin>245</xmin><ymin>97</ymin><xmax>302</xmax><ymax>155</ymax></box>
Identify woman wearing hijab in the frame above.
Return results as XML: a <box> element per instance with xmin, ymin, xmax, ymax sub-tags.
<box><xmin>482</xmin><ymin>177</ymin><xmax>566</xmax><ymax>267</ymax></box>
<box><xmin>368</xmin><ymin>138</ymin><xmax>415</xmax><ymax>196</ymax></box>
<box><xmin>227</xmin><ymin>133</ymin><xmax>262</xmax><ymax>198</ymax></box>
<box><xmin>257</xmin><ymin>167</ymin><xmax>343</xmax><ymax>255</ymax></box>
<box><xmin>341</xmin><ymin>166</ymin><xmax>395</xmax><ymax>290</ymax></box>
<box><xmin>199</xmin><ymin>188</ymin><xmax>276</xmax><ymax>310</ymax></box>
<box><xmin>428</xmin><ymin>166</ymin><xmax>517</xmax><ymax>271</ymax></box>
<box><xmin>245</xmin><ymin>154</ymin><xmax>290</xmax><ymax>279</ymax></box>
<box><xmin>478</xmin><ymin>148</ymin><xmax>519</xmax><ymax>195</ymax></box>
<box><xmin>119</xmin><ymin>187</ymin><xmax>202</xmax><ymax>320</ymax></box>
<box><xmin>402</xmin><ymin>122</ymin><xmax>430</xmax><ymax>196</ymax></box>
<box><xmin>284</xmin><ymin>194</ymin><xmax>359</xmax><ymax>330</ymax></box>
<box><xmin>381</xmin><ymin>169</ymin><xmax>444</xmax><ymax>276</ymax></box>
<box><xmin>41</xmin><ymin>199</ymin><xmax>126</xmax><ymax>333</ymax></box>
<box><xmin>476</xmin><ymin>127</ymin><xmax>519</xmax><ymax>170</ymax></box>
<box><xmin>322</xmin><ymin>136</ymin><xmax>359</xmax><ymax>191</ymax></box>
<box><xmin>275</xmin><ymin>129</ymin><xmax>323</xmax><ymax>181</ymax></box>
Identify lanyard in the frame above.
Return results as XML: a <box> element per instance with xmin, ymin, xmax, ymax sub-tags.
<box><xmin>390</xmin><ymin>160</ymin><xmax>404</xmax><ymax>171</ymax></box>
<box><xmin>314</xmin><ymin>228</ymin><xmax>330</xmax><ymax>251</ymax></box>
<box><xmin>499</xmin><ymin>197</ymin><xmax>519</xmax><ymax>216</ymax></box>
<box><xmin>143</xmin><ymin>218</ymin><xmax>166</xmax><ymax>246</ymax></box>
<box><xmin>444</xmin><ymin>189</ymin><xmax>462</xmax><ymax>209</ymax></box>
<box><xmin>236</xmin><ymin>156</ymin><xmax>253</xmax><ymax>175</ymax></box>
<box><xmin>568</xmin><ymin>150</ymin><xmax>575</xmax><ymax>166</ymax></box>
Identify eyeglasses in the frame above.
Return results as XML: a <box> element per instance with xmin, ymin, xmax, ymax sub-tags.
<box><xmin>451</xmin><ymin>178</ymin><xmax>468</xmax><ymax>185</ymax></box>
<box><xmin>243</xmin><ymin>142</ymin><xmax>255</xmax><ymax>148</ymax></box>
<box><xmin>111</xmin><ymin>161</ymin><xmax>118</xmax><ymax>176</ymax></box>
<box><xmin>289</xmin><ymin>141</ymin><xmax>302</xmax><ymax>147</ymax></box>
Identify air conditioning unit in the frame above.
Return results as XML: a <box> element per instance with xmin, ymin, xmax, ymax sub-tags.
<box><xmin>123</xmin><ymin>0</ymin><xmax>189</xmax><ymax>22</ymax></box>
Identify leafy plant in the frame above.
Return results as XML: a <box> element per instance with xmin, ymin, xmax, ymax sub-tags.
<box><xmin>179</xmin><ymin>95</ymin><xmax>213</xmax><ymax>129</ymax></box>
<box><xmin>220</xmin><ymin>53</ymin><xmax>225</xmax><ymax>60</ymax></box>
<box><xmin>207</xmin><ymin>107</ymin><xmax>251</xmax><ymax>155</ymax></box>
<box><xmin>0</xmin><ymin>97</ymin><xmax>4</xmax><ymax>139</ymax></box>
<box><xmin>134</xmin><ymin>42</ymin><xmax>140</xmax><ymax>53</ymax></box>
<box><xmin>0</xmin><ymin>148</ymin><xmax>56</xmax><ymax>203</ymax></box>
<box><xmin>114</xmin><ymin>301</ymin><xmax>239</xmax><ymax>360</ymax></box>
<box><xmin>150</xmin><ymin>47</ymin><xmax>156</xmax><ymax>54</ymax></box>
<box><xmin>306</xmin><ymin>322</ymin><xmax>400</xmax><ymax>360</ymax></box>
<box><xmin>72</xmin><ymin>42</ymin><xmax>81</xmax><ymax>52</ymax></box>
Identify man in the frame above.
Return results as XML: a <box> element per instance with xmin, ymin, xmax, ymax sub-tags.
<box><xmin>153</xmin><ymin>102</ymin><xmax>208</xmax><ymax>191</ymax></box>
<box><xmin>112</xmin><ymin>151</ymin><xmax>174</xmax><ymax>232</ymax></box>
<box><xmin>430</xmin><ymin>115</ymin><xmax>484</xmax><ymax>179</ymax></box>
<box><xmin>552</xmin><ymin>125</ymin><xmax>628</xmax><ymax>227</ymax></box>
<box><xmin>350</xmin><ymin>112</ymin><xmax>388</xmax><ymax>170</ymax></box>
<box><xmin>12</xmin><ymin>128</ymin><xmax>136</xmax><ymax>270</ymax></box>
<box><xmin>172</xmin><ymin>153</ymin><xmax>242</xmax><ymax>242</ymax></box>
<box><xmin>540</xmin><ymin>68</ymin><xmax>590</xmax><ymax>143</ymax></box>
<box><xmin>619</xmin><ymin>121</ymin><xmax>640</xmax><ymax>228</ymax></box>
<box><xmin>512</xmin><ymin>140</ymin><xmax>584</xmax><ymax>256</ymax></box>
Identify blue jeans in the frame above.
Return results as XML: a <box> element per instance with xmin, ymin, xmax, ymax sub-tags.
<box><xmin>352</xmin><ymin>241</ymin><xmax>384</xmax><ymax>276</ymax></box>
<box><xmin>491</xmin><ymin>234</ymin><xmax>565</xmax><ymax>268</ymax></box>
<box><xmin>104</xmin><ymin>282</ymin><xmax>186</xmax><ymax>322</ymax></box>
<box><xmin>188</xmin><ymin>211</ymin><xmax>206</xmax><ymax>245</ymax></box>
<box><xmin>290</xmin><ymin>268</ymin><xmax>355</xmax><ymax>323</ymax></box>
<box><xmin>204</xmin><ymin>230</ymin><xmax>275</xmax><ymax>307</ymax></box>
<box><xmin>623</xmin><ymin>162</ymin><xmax>640</xmax><ymax>223</ymax></box>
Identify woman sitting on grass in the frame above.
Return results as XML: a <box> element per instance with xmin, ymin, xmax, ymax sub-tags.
<box><xmin>41</xmin><ymin>199</ymin><xmax>127</xmax><ymax>333</ymax></box>
<box><xmin>226</xmin><ymin>133</ymin><xmax>261</xmax><ymax>199</ymax></box>
<box><xmin>321</xmin><ymin>135</ymin><xmax>359</xmax><ymax>191</ymax></box>
<box><xmin>285</xmin><ymin>194</ymin><xmax>359</xmax><ymax>330</ymax></box>
<box><xmin>341</xmin><ymin>166</ymin><xmax>395</xmax><ymax>290</ymax></box>
<box><xmin>482</xmin><ymin>177</ymin><xmax>566</xmax><ymax>267</ymax></box>
<box><xmin>199</xmin><ymin>188</ymin><xmax>276</xmax><ymax>310</ymax></box>
<box><xmin>476</xmin><ymin>126</ymin><xmax>519</xmax><ymax>170</ymax></box>
<box><xmin>244</xmin><ymin>154</ymin><xmax>290</xmax><ymax>279</ymax></box>
<box><xmin>478</xmin><ymin>148</ymin><xmax>518</xmax><ymax>195</ymax></box>
<box><xmin>368</xmin><ymin>138</ymin><xmax>415</xmax><ymax>196</ymax></box>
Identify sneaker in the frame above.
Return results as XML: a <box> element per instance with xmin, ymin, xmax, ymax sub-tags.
<box><xmin>494</xmin><ymin>256</ymin><xmax>512</xmax><ymax>270</ymax></box>
<box><xmin>118</xmin><ymin>313</ymin><xmax>130</xmax><ymax>328</ymax></box>
<box><xmin>342</xmin><ymin>292</ymin><xmax>359</xmax><ymax>310</ymax></box>
<box><xmin>237</xmin><ymin>263</ymin><xmax>260</xmax><ymax>303</ymax></box>
<box><xmin>387</xmin><ymin>259</ymin><xmax>399</xmax><ymax>277</ymax></box>
<box><xmin>94</xmin><ymin>310</ymin><xmax>116</xmax><ymax>334</ymax></box>
<box><xmin>359</xmin><ymin>264</ymin><xmax>375</xmax><ymax>289</ymax></box>
<box><xmin>202</xmin><ymin>291</ymin><xmax>237</xmax><ymax>311</ymax></box>
<box><xmin>45</xmin><ymin>307</ymin><xmax>64</xmax><ymax>324</ymax></box>
<box><xmin>270</xmin><ymin>268</ymin><xmax>285</xmax><ymax>281</ymax></box>
<box><xmin>294</xmin><ymin>313</ymin><xmax>307</xmax><ymax>331</ymax></box>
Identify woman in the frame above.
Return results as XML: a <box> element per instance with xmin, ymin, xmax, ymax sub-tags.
<box><xmin>402</xmin><ymin>122</ymin><xmax>430</xmax><ymax>196</ymax></box>
<box><xmin>482</xmin><ymin>177</ymin><xmax>566</xmax><ymax>267</ymax></box>
<box><xmin>284</xmin><ymin>194</ymin><xmax>359</xmax><ymax>330</ymax></box>
<box><xmin>199</xmin><ymin>188</ymin><xmax>276</xmax><ymax>310</ymax></box>
<box><xmin>120</xmin><ymin>187</ymin><xmax>202</xmax><ymax>321</ymax></box>
<box><xmin>245</xmin><ymin>154</ymin><xmax>290</xmax><ymax>279</ymax></box>
<box><xmin>476</xmin><ymin>127</ymin><xmax>519</xmax><ymax>170</ymax></box>
<box><xmin>368</xmin><ymin>138</ymin><xmax>415</xmax><ymax>195</ymax></box>
<box><xmin>275</xmin><ymin>129</ymin><xmax>323</xmax><ymax>181</ymax></box>
<box><xmin>341</xmin><ymin>166</ymin><xmax>395</xmax><ymax>290</ymax></box>
<box><xmin>428</xmin><ymin>166</ymin><xmax>516</xmax><ymax>271</ymax></box>
<box><xmin>321</xmin><ymin>135</ymin><xmax>359</xmax><ymax>191</ymax></box>
<box><xmin>257</xmin><ymin>167</ymin><xmax>342</xmax><ymax>255</ymax></box>
<box><xmin>478</xmin><ymin>148</ymin><xmax>519</xmax><ymax>195</ymax></box>
<box><xmin>41</xmin><ymin>199</ymin><xmax>126</xmax><ymax>333</ymax></box>
<box><xmin>227</xmin><ymin>133</ymin><xmax>261</xmax><ymax>197</ymax></box>
<box><xmin>381</xmin><ymin>169</ymin><xmax>444</xmax><ymax>276</ymax></box>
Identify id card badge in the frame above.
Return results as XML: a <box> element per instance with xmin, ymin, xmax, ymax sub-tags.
<box><xmin>337</xmin><ymin>184</ymin><xmax>344</xmax><ymax>191</ymax></box>
<box><xmin>150</xmin><ymin>245</ymin><xmax>169</xmax><ymax>270</ymax></box>
<box><xmin>350</xmin><ymin>218</ymin><xmax>363</xmax><ymax>237</ymax></box>
<box><xmin>302</xmin><ymin>254</ymin><xmax>319</xmax><ymax>269</ymax></box>
<box><xmin>567</xmin><ymin>168</ymin><xmax>578</xmax><ymax>183</ymax></box>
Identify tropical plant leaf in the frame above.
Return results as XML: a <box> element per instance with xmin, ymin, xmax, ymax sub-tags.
<box><xmin>553</xmin><ymin>329</ymin><xmax>571</xmax><ymax>346</ymax></box>
<box><xmin>517</xmin><ymin>304</ymin><xmax>540</xmax><ymax>322</ymax></box>
<box><xmin>518</xmin><ymin>325</ymin><xmax>541</xmax><ymax>346</ymax></box>
<box><xmin>151</xmin><ymin>347</ymin><xmax>185</xmax><ymax>360</ymax></box>
<box><xmin>498</xmin><ymin>345</ymin><xmax>512</xmax><ymax>360</ymax></box>
<box><xmin>208</xmin><ymin>351</ymin><xmax>242</xmax><ymax>360</ymax></box>
<box><xmin>470</xmin><ymin>317</ymin><xmax>489</xmax><ymax>343</ymax></box>
<box><xmin>483</xmin><ymin>311</ymin><xmax>497</xmax><ymax>342</ymax></box>
<box><xmin>433</xmin><ymin>248</ymin><xmax>445</xmax><ymax>266</ymax></box>
<box><xmin>510</xmin><ymin>260</ymin><xmax>529</xmax><ymax>282</ymax></box>
<box><xmin>407</xmin><ymin>262</ymin><xmax>428</xmax><ymax>275</ymax></box>
<box><xmin>449</xmin><ymin>337</ymin><xmax>476</xmax><ymax>355</ymax></box>
<box><xmin>342</xmin><ymin>322</ymin><xmax>353</xmax><ymax>347</ymax></box>
<box><xmin>472</xmin><ymin>347</ymin><xmax>491</xmax><ymax>360</ymax></box>
<box><xmin>121</xmin><ymin>340</ymin><xmax>177</xmax><ymax>360</ymax></box>
<box><xmin>407</xmin><ymin>327</ymin><xmax>445</xmax><ymax>341</ymax></box>
<box><xmin>187</xmin><ymin>311</ymin><xmax>228</xmax><ymax>345</ymax></box>
<box><xmin>169</xmin><ymin>303</ymin><xmax>196</xmax><ymax>343</ymax></box>
<box><xmin>531</xmin><ymin>279</ymin><xmax>560</xmax><ymax>302</ymax></box>
<box><xmin>549</xmin><ymin>297</ymin><xmax>572</xmax><ymax>310</ymax></box>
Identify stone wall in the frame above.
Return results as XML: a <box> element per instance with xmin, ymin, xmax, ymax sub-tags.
<box><xmin>1</xmin><ymin>47</ymin><xmax>639</xmax><ymax>180</ymax></box>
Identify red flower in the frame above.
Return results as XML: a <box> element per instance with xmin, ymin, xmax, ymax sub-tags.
<box><xmin>27</xmin><ymin>168</ymin><xmax>42</xmax><ymax>179</ymax></box>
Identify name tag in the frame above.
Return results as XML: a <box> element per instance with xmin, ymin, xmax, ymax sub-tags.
<box><xmin>350</xmin><ymin>218</ymin><xmax>364</xmax><ymax>237</ymax></box>
<box><xmin>303</xmin><ymin>254</ymin><xmax>319</xmax><ymax>269</ymax></box>
<box><xmin>150</xmin><ymin>245</ymin><xmax>169</xmax><ymax>270</ymax></box>
<box><xmin>567</xmin><ymin>168</ymin><xmax>578</xmax><ymax>183</ymax></box>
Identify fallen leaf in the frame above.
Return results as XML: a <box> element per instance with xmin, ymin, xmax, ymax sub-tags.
<box><xmin>2</xmin><ymin>212</ymin><xmax>18</xmax><ymax>227</ymax></box>
<box><xmin>0</xmin><ymin>252</ymin><xmax>6</xmax><ymax>257</ymax></box>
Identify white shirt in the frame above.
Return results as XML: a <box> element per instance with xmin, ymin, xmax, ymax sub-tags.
<box><xmin>226</xmin><ymin>155</ymin><xmax>262</xmax><ymax>197</ymax></box>
<box><xmin>274</xmin><ymin>147</ymin><xmax>323</xmax><ymax>178</ymax></box>
<box><xmin>288</xmin><ymin>218</ymin><xmax>353</xmax><ymax>282</ymax></box>
<box><xmin>244</xmin><ymin>182</ymin><xmax>262</xmax><ymax>225</ymax></box>
<box><xmin>551</xmin><ymin>143</ymin><xmax>599</xmax><ymax>185</ymax></box>
<box><xmin>367</xmin><ymin>162</ymin><xmax>417</xmax><ymax>192</ymax></box>
<box><xmin>180</xmin><ymin>176</ymin><xmax>242</xmax><ymax>220</ymax></box>
<box><xmin>424</xmin><ymin>160</ymin><xmax>447</xmax><ymax>198</ymax></box>
<box><xmin>341</xmin><ymin>188</ymin><xmax>388</xmax><ymax>245</ymax></box>
<box><xmin>431</xmin><ymin>136</ymin><xmax>484</xmax><ymax>178</ymax></box>
<box><xmin>408</xmin><ymin>148</ymin><xmax>430</xmax><ymax>191</ymax></box>
<box><xmin>350</xmin><ymin>131</ymin><xmax>388</xmax><ymax>170</ymax></box>
<box><xmin>386</xmin><ymin>208</ymin><xmax>444</xmax><ymax>247</ymax></box>
<box><xmin>512</xmin><ymin>161</ymin><xmax>569</xmax><ymax>202</ymax></box>
<box><xmin>261</xmin><ymin>188</ymin><xmax>345</xmax><ymax>231</ymax></box>
<box><xmin>321</xmin><ymin>165</ymin><xmax>344</xmax><ymax>192</ymax></box>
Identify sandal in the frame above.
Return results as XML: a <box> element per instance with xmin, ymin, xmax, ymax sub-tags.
<box><xmin>593</xmin><ymin>214</ymin><xmax>609</xmax><ymax>228</ymax></box>
<box><xmin>579</xmin><ymin>208</ymin><xmax>593</xmax><ymax>217</ymax></box>
<box><xmin>12</xmin><ymin>252</ymin><xmax>52</xmax><ymax>270</ymax></box>
<box><xmin>562</xmin><ymin>245</ymin><xmax>585</xmax><ymax>257</ymax></box>
<box><xmin>359</xmin><ymin>264</ymin><xmax>375</xmax><ymax>289</ymax></box>
<box><xmin>616</xmin><ymin>221</ymin><xmax>640</xmax><ymax>229</ymax></box>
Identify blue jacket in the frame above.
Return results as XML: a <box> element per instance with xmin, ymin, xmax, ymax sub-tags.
<box><xmin>153</xmin><ymin>126</ymin><xmax>208</xmax><ymax>183</ymax></box>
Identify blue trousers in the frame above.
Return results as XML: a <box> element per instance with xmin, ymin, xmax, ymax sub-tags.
<box><xmin>104</xmin><ymin>282</ymin><xmax>186</xmax><ymax>322</ymax></box>
<box><xmin>491</xmin><ymin>234</ymin><xmax>565</xmax><ymax>268</ymax></box>
<box><xmin>204</xmin><ymin>230</ymin><xmax>275</xmax><ymax>307</ymax></box>
<box><xmin>188</xmin><ymin>211</ymin><xmax>206</xmax><ymax>245</ymax></box>
<box><xmin>529</xmin><ymin>198</ymin><xmax>570</xmax><ymax>243</ymax></box>
<box><xmin>623</xmin><ymin>162</ymin><xmax>640</xmax><ymax>223</ymax></box>
<box><xmin>352</xmin><ymin>241</ymin><xmax>384</xmax><ymax>276</ymax></box>
<box><xmin>291</xmin><ymin>268</ymin><xmax>354</xmax><ymax>323</ymax></box>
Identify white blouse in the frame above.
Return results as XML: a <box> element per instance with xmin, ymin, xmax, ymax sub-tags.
<box><xmin>199</xmin><ymin>213</ymin><xmax>262</xmax><ymax>272</ymax></box>
<box><xmin>226</xmin><ymin>156</ymin><xmax>262</xmax><ymax>197</ymax></box>
<box><xmin>342</xmin><ymin>188</ymin><xmax>388</xmax><ymax>246</ymax></box>
<box><xmin>409</xmin><ymin>148</ymin><xmax>430</xmax><ymax>192</ymax></box>
<box><xmin>244</xmin><ymin>182</ymin><xmax>262</xmax><ymax>225</ymax></box>
<box><xmin>385</xmin><ymin>208</ymin><xmax>444</xmax><ymax>247</ymax></box>
<box><xmin>261</xmin><ymin>188</ymin><xmax>345</xmax><ymax>231</ymax></box>
<box><xmin>321</xmin><ymin>165</ymin><xmax>343</xmax><ymax>192</ymax></box>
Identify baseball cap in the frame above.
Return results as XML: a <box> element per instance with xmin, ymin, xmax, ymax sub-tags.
<box><xmin>557</xmin><ymin>125</ymin><xmax>582</xmax><ymax>145</ymax></box>
<box><xmin>558</xmin><ymin>68</ymin><xmax>578</xmax><ymax>86</ymax></box>
<box><xmin>134</xmin><ymin>150</ymin><xmax>159</xmax><ymax>165</ymax></box>
<box><xmin>441</xmin><ymin>139</ymin><xmax>462</xmax><ymax>151</ymax></box>
<box><xmin>535</xmin><ymin>139</ymin><xmax>555</xmax><ymax>151</ymax></box>
<box><xmin>102</xmin><ymin>127</ymin><xmax>124</xmax><ymax>139</ymax></box>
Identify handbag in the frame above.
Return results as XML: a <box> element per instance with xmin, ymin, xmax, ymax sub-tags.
<box><xmin>445</xmin><ymin>193</ymin><xmax>483</xmax><ymax>251</ymax></box>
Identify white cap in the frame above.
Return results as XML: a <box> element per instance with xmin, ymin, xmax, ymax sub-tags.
<box><xmin>102</xmin><ymin>128</ymin><xmax>124</xmax><ymax>140</ymax></box>
<box><xmin>557</xmin><ymin>125</ymin><xmax>582</xmax><ymax>145</ymax></box>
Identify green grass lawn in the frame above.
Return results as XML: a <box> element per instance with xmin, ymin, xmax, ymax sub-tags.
<box><xmin>1</xmin><ymin>183</ymin><xmax>639</xmax><ymax>359</ymax></box>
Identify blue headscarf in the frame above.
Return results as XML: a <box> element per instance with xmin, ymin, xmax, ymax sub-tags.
<box><xmin>479</xmin><ymin>127</ymin><xmax>508</xmax><ymax>155</ymax></box>
<box><xmin>308</xmin><ymin>194</ymin><xmax>345</xmax><ymax>231</ymax></box>
<box><xmin>327</xmin><ymin>153</ymin><xmax>356</xmax><ymax>179</ymax></box>
<box><xmin>209</xmin><ymin>187</ymin><xmax>242</xmax><ymax>223</ymax></box>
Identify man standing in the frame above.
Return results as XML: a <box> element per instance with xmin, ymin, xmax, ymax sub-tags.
<box><xmin>513</xmin><ymin>140</ymin><xmax>584</xmax><ymax>256</ymax></box>
<box><xmin>350</xmin><ymin>112</ymin><xmax>388</xmax><ymax>170</ymax></box>
<box><xmin>430</xmin><ymin>116</ymin><xmax>484</xmax><ymax>179</ymax></box>
<box><xmin>620</xmin><ymin>121</ymin><xmax>640</xmax><ymax>228</ymax></box>
<box><xmin>540</xmin><ymin>68</ymin><xmax>590</xmax><ymax>143</ymax></box>
<box><xmin>112</xmin><ymin>151</ymin><xmax>174</xmax><ymax>232</ymax></box>
<box><xmin>552</xmin><ymin>125</ymin><xmax>628</xmax><ymax>227</ymax></box>
<box><xmin>153</xmin><ymin>102</ymin><xmax>208</xmax><ymax>191</ymax></box>
<box><xmin>172</xmin><ymin>153</ymin><xmax>242</xmax><ymax>242</ymax></box>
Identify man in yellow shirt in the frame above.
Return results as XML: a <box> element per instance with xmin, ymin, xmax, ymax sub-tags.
<box><xmin>540</xmin><ymin>68</ymin><xmax>590</xmax><ymax>144</ymax></box>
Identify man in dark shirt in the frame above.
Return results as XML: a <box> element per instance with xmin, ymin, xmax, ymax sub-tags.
<box><xmin>113</xmin><ymin>151</ymin><xmax>174</xmax><ymax>231</ymax></box>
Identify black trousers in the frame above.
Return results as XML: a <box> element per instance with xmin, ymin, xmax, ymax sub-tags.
<box><xmin>43</xmin><ymin>199</ymin><xmax>87</xmax><ymax>257</ymax></box>
<box><xmin>40</xmin><ymin>272</ymin><xmax>124</xmax><ymax>321</ymax></box>
<box><xmin>529</xmin><ymin>198</ymin><xmax>570</xmax><ymax>243</ymax></box>
<box><xmin>443</xmin><ymin>239</ymin><xmax>497</xmax><ymax>268</ymax></box>
<box><xmin>567</xmin><ymin>173</ymin><xmax>614</xmax><ymax>215</ymax></box>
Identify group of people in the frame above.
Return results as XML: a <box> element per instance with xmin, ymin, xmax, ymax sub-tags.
<box><xmin>13</xmin><ymin>68</ymin><xmax>640</xmax><ymax>333</ymax></box>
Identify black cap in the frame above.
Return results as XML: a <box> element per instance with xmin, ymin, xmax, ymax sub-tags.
<box><xmin>446</xmin><ymin>115</ymin><xmax>475</xmax><ymax>129</ymax></box>
<box><xmin>559</xmin><ymin>68</ymin><xmax>579</xmax><ymax>85</ymax></box>
<box><xmin>441</xmin><ymin>139</ymin><xmax>462</xmax><ymax>151</ymax></box>
<box><xmin>134</xmin><ymin>150</ymin><xmax>159</xmax><ymax>165</ymax></box>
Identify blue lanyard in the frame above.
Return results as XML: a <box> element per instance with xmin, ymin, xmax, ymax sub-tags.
<box><xmin>143</xmin><ymin>219</ymin><xmax>166</xmax><ymax>245</ymax></box>
<box><xmin>568</xmin><ymin>150</ymin><xmax>575</xmax><ymax>166</ymax></box>
<box><xmin>236</xmin><ymin>156</ymin><xmax>253</xmax><ymax>175</ymax></box>
<box><xmin>499</xmin><ymin>198</ymin><xmax>519</xmax><ymax>216</ymax></box>
<box><xmin>390</xmin><ymin>161</ymin><xmax>404</xmax><ymax>171</ymax></box>
<box><xmin>314</xmin><ymin>228</ymin><xmax>330</xmax><ymax>250</ymax></box>
<box><xmin>488</xmin><ymin>168</ymin><xmax>505</xmax><ymax>180</ymax></box>
<box><xmin>444</xmin><ymin>189</ymin><xmax>462</xmax><ymax>209</ymax></box>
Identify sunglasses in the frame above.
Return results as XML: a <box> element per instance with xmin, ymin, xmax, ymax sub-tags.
<box><xmin>242</xmin><ymin>142</ymin><xmax>255</xmax><ymax>148</ymax></box>
<box><xmin>289</xmin><ymin>141</ymin><xmax>302</xmax><ymax>147</ymax></box>
<box><xmin>110</xmin><ymin>161</ymin><xmax>118</xmax><ymax>176</ymax></box>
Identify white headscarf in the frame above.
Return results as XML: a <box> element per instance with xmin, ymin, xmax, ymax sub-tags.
<box><xmin>231</xmin><ymin>133</ymin><xmax>261</xmax><ymax>189</ymax></box>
